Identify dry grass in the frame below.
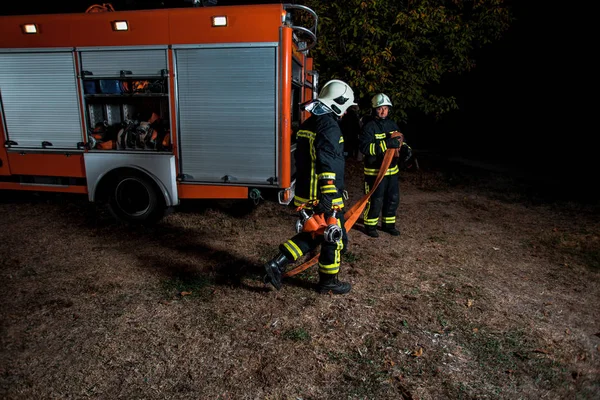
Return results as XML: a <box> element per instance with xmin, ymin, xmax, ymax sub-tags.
<box><xmin>1</xmin><ymin>157</ymin><xmax>599</xmax><ymax>399</ymax></box>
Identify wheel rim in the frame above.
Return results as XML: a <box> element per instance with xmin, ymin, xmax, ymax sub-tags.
<box><xmin>115</xmin><ymin>178</ymin><xmax>151</xmax><ymax>217</ymax></box>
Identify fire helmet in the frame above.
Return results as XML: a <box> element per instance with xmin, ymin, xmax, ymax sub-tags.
<box><xmin>317</xmin><ymin>79</ymin><xmax>357</xmax><ymax>117</ymax></box>
<box><xmin>371</xmin><ymin>93</ymin><xmax>392</xmax><ymax>108</ymax></box>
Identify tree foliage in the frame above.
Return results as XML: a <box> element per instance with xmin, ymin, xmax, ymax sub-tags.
<box><xmin>296</xmin><ymin>0</ymin><xmax>512</xmax><ymax>122</ymax></box>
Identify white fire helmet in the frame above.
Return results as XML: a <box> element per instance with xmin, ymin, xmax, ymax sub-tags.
<box><xmin>317</xmin><ymin>79</ymin><xmax>357</xmax><ymax>117</ymax></box>
<box><xmin>371</xmin><ymin>93</ymin><xmax>393</xmax><ymax>108</ymax></box>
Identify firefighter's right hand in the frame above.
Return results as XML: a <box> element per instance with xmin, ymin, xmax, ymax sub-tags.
<box><xmin>385</xmin><ymin>137</ymin><xmax>401</xmax><ymax>149</ymax></box>
<box><xmin>313</xmin><ymin>197</ymin><xmax>332</xmax><ymax>215</ymax></box>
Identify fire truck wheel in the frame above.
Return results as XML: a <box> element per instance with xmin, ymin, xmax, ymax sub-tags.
<box><xmin>108</xmin><ymin>172</ymin><xmax>165</xmax><ymax>224</ymax></box>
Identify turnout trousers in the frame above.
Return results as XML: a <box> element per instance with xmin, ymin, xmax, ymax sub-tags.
<box><xmin>363</xmin><ymin>174</ymin><xmax>399</xmax><ymax>229</ymax></box>
<box><xmin>279</xmin><ymin>214</ymin><xmax>346</xmax><ymax>275</ymax></box>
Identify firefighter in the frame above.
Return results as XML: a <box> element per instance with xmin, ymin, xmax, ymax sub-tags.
<box><xmin>264</xmin><ymin>79</ymin><xmax>357</xmax><ymax>294</ymax></box>
<box><xmin>359</xmin><ymin>93</ymin><xmax>411</xmax><ymax>237</ymax></box>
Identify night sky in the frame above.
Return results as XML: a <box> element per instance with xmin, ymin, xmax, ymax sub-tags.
<box><xmin>0</xmin><ymin>1</ymin><xmax>589</xmax><ymax>195</ymax></box>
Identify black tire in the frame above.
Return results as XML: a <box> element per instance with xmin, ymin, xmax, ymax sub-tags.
<box><xmin>108</xmin><ymin>171</ymin><xmax>165</xmax><ymax>224</ymax></box>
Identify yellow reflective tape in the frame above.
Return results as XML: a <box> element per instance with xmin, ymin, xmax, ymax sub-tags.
<box><xmin>318</xmin><ymin>262</ymin><xmax>340</xmax><ymax>274</ymax></box>
<box><xmin>364</xmin><ymin>217</ymin><xmax>378</xmax><ymax>226</ymax></box>
<box><xmin>282</xmin><ymin>242</ymin><xmax>301</xmax><ymax>261</ymax></box>
<box><xmin>320</xmin><ymin>184</ymin><xmax>337</xmax><ymax>190</ymax></box>
<box><xmin>294</xmin><ymin>195</ymin><xmax>312</xmax><ymax>206</ymax></box>
<box><xmin>331</xmin><ymin>197</ymin><xmax>344</xmax><ymax>207</ymax></box>
<box><xmin>299</xmin><ymin>131</ymin><xmax>317</xmax><ymax>199</ymax></box>
<box><xmin>318</xmin><ymin>172</ymin><xmax>336</xmax><ymax>180</ymax></box>
<box><xmin>310</xmin><ymin>161</ymin><xmax>317</xmax><ymax>200</ymax></box>
<box><xmin>297</xmin><ymin>130</ymin><xmax>316</xmax><ymax>139</ymax></box>
<box><xmin>369</xmin><ymin>143</ymin><xmax>376</xmax><ymax>155</ymax></box>
<box><xmin>383</xmin><ymin>216</ymin><xmax>396</xmax><ymax>223</ymax></box>
<box><xmin>335</xmin><ymin>228</ymin><xmax>343</xmax><ymax>265</ymax></box>
<box><xmin>283</xmin><ymin>240</ymin><xmax>303</xmax><ymax>260</ymax></box>
<box><xmin>363</xmin><ymin>202</ymin><xmax>371</xmax><ymax>221</ymax></box>
<box><xmin>385</xmin><ymin>165</ymin><xmax>399</xmax><ymax>175</ymax></box>
<box><xmin>364</xmin><ymin>167</ymin><xmax>379</xmax><ymax>176</ymax></box>
<box><xmin>288</xmin><ymin>240</ymin><xmax>303</xmax><ymax>257</ymax></box>
<box><xmin>364</xmin><ymin>165</ymin><xmax>398</xmax><ymax>176</ymax></box>
<box><xmin>375</xmin><ymin>133</ymin><xmax>386</xmax><ymax>139</ymax></box>
<box><xmin>310</xmin><ymin>174</ymin><xmax>317</xmax><ymax>200</ymax></box>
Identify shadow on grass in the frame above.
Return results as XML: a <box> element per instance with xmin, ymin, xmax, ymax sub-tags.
<box><xmin>119</xmin><ymin>222</ymin><xmax>322</xmax><ymax>296</ymax></box>
<box><xmin>1</xmin><ymin>190</ymin><xmax>323</xmax><ymax>294</ymax></box>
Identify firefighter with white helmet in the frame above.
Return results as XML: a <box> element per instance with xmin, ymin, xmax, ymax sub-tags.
<box><xmin>264</xmin><ymin>79</ymin><xmax>356</xmax><ymax>294</ymax></box>
<box><xmin>359</xmin><ymin>93</ymin><xmax>411</xmax><ymax>237</ymax></box>
<box><xmin>371</xmin><ymin>93</ymin><xmax>393</xmax><ymax>108</ymax></box>
<box><xmin>315</xmin><ymin>79</ymin><xmax>357</xmax><ymax>117</ymax></box>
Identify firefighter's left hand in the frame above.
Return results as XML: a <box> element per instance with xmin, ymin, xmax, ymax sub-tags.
<box><xmin>400</xmin><ymin>143</ymin><xmax>412</xmax><ymax>162</ymax></box>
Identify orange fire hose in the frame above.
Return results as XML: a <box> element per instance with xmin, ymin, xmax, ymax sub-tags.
<box><xmin>85</xmin><ymin>3</ymin><xmax>115</xmax><ymax>13</ymax></box>
<box><xmin>283</xmin><ymin>132</ymin><xmax>403</xmax><ymax>278</ymax></box>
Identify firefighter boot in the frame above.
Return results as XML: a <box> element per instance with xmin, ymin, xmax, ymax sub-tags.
<box><xmin>263</xmin><ymin>253</ymin><xmax>290</xmax><ymax>290</ymax></box>
<box><xmin>365</xmin><ymin>226</ymin><xmax>379</xmax><ymax>238</ymax></box>
<box><xmin>383</xmin><ymin>224</ymin><xmax>400</xmax><ymax>236</ymax></box>
<box><xmin>317</xmin><ymin>273</ymin><xmax>352</xmax><ymax>295</ymax></box>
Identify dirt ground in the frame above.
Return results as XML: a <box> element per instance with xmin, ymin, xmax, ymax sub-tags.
<box><xmin>1</xmin><ymin>156</ymin><xmax>599</xmax><ymax>399</ymax></box>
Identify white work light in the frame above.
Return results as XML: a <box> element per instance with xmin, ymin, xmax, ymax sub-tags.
<box><xmin>211</xmin><ymin>16</ymin><xmax>227</xmax><ymax>27</ymax></box>
<box><xmin>22</xmin><ymin>24</ymin><xmax>38</xmax><ymax>34</ymax></box>
<box><xmin>112</xmin><ymin>21</ymin><xmax>129</xmax><ymax>31</ymax></box>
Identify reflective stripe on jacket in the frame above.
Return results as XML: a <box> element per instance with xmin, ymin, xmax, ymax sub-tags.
<box><xmin>293</xmin><ymin>113</ymin><xmax>345</xmax><ymax>208</ymax></box>
<box><xmin>359</xmin><ymin>116</ymin><xmax>400</xmax><ymax>176</ymax></box>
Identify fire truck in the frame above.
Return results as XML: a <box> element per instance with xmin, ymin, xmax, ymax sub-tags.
<box><xmin>0</xmin><ymin>2</ymin><xmax>319</xmax><ymax>223</ymax></box>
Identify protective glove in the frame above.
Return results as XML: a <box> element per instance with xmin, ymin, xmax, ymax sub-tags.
<box><xmin>313</xmin><ymin>196</ymin><xmax>332</xmax><ymax>215</ymax></box>
<box><xmin>385</xmin><ymin>137</ymin><xmax>401</xmax><ymax>149</ymax></box>
<box><xmin>400</xmin><ymin>143</ymin><xmax>413</xmax><ymax>162</ymax></box>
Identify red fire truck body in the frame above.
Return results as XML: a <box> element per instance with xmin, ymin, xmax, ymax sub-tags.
<box><xmin>0</xmin><ymin>3</ymin><xmax>318</xmax><ymax>222</ymax></box>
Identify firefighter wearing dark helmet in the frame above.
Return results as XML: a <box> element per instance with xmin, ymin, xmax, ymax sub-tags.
<box><xmin>264</xmin><ymin>79</ymin><xmax>356</xmax><ymax>295</ymax></box>
<box><xmin>359</xmin><ymin>93</ymin><xmax>410</xmax><ymax>237</ymax></box>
